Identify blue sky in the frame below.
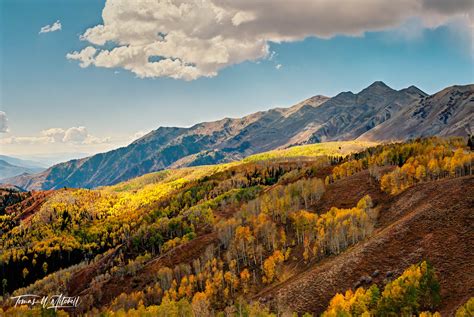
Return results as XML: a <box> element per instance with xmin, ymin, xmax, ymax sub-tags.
<box><xmin>0</xmin><ymin>0</ymin><xmax>473</xmax><ymax>157</ymax></box>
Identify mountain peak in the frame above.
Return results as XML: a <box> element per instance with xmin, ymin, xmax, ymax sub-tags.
<box><xmin>370</xmin><ymin>80</ymin><xmax>388</xmax><ymax>86</ymax></box>
<box><xmin>368</xmin><ymin>81</ymin><xmax>392</xmax><ymax>90</ymax></box>
<box><xmin>400</xmin><ymin>85</ymin><xmax>428</xmax><ymax>97</ymax></box>
<box><xmin>359</xmin><ymin>81</ymin><xmax>395</xmax><ymax>95</ymax></box>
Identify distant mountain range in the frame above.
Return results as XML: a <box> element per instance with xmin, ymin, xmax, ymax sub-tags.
<box><xmin>3</xmin><ymin>82</ymin><xmax>473</xmax><ymax>190</ymax></box>
<box><xmin>0</xmin><ymin>155</ymin><xmax>48</xmax><ymax>169</ymax></box>
<box><xmin>0</xmin><ymin>155</ymin><xmax>46</xmax><ymax>180</ymax></box>
<box><xmin>4</xmin><ymin>153</ymin><xmax>92</xmax><ymax>168</ymax></box>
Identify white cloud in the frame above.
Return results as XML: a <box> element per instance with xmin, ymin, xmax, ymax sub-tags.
<box><xmin>0</xmin><ymin>111</ymin><xmax>8</xmax><ymax>133</ymax></box>
<box><xmin>41</xmin><ymin>127</ymin><xmax>67</xmax><ymax>142</ymax></box>
<box><xmin>275</xmin><ymin>64</ymin><xmax>282</xmax><ymax>70</ymax></box>
<box><xmin>62</xmin><ymin>126</ymin><xmax>88</xmax><ymax>143</ymax></box>
<box><xmin>1</xmin><ymin>126</ymin><xmax>110</xmax><ymax>145</ymax></box>
<box><xmin>268</xmin><ymin>51</ymin><xmax>277</xmax><ymax>61</ymax></box>
<box><xmin>66</xmin><ymin>47</ymin><xmax>97</xmax><ymax>68</ymax></box>
<box><xmin>232</xmin><ymin>11</ymin><xmax>256</xmax><ymax>26</ymax></box>
<box><xmin>67</xmin><ymin>0</ymin><xmax>473</xmax><ymax>80</ymax></box>
<box><xmin>39</xmin><ymin>20</ymin><xmax>62</xmax><ymax>34</ymax></box>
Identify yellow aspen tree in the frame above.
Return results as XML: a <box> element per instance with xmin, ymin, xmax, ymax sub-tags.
<box><xmin>240</xmin><ymin>269</ymin><xmax>251</xmax><ymax>294</ymax></box>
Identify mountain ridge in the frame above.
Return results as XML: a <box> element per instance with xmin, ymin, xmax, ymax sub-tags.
<box><xmin>358</xmin><ymin>84</ymin><xmax>473</xmax><ymax>141</ymax></box>
<box><xmin>0</xmin><ymin>155</ymin><xmax>48</xmax><ymax>169</ymax></box>
<box><xmin>3</xmin><ymin>82</ymin><xmax>472</xmax><ymax>190</ymax></box>
<box><xmin>0</xmin><ymin>159</ymin><xmax>45</xmax><ymax>180</ymax></box>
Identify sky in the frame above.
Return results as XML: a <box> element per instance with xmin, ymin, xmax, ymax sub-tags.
<box><xmin>0</xmin><ymin>0</ymin><xmax>473</xmax><ymax>158</ymax></box>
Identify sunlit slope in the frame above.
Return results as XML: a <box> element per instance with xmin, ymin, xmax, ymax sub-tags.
<box><xmin>105</xmin><ymin>163</ymin><xmax>236</xmax><ymax>193</ymax></box>
<box><xmin>105</xmin><ymin>140</ymin><xmax>375</xmax><ymax>193</ymax></box>
<box><xmin>244</xmin><ymin>141</ymin><xmax>376</xmax><ymax>162</ymax></box>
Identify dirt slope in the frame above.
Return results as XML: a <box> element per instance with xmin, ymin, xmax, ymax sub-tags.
<box><xmin>1</xmin><ymin>189</ymin><xmax>53</xmax><ymax>222</ymax></box>
<box><xmin>9</xmin><ymin>190</ymin><xmax>54</xmax><ymax>223</ymax></box>
<box><xmin>256</xmin><ymin>176</ymin><xmax>474</xmax><ymax>315</ymax></box>
<box><xmin>314</xmin><ymin>168</ymin><xmax>392</xmax><ymax>212</ymax></box>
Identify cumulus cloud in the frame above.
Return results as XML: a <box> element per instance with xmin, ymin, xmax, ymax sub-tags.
<box><xmin>67</xmin><ymin>0</ymin><xmax>473</xmax><ymax>80</ymax></box>
<box><xmin>0</xmin><ymin>111</ymin><xmax>8</xmax><ymax>133</ymax></box>
<box><xmin>62</xmin><ymin>126</ymin><xmax>88</xmax><ymax>143</ymax></box>
<box><xmin>39</xmin><ymin>20</ymin><xmax>62</xmax><ymax>34</ymax></box>
<box><xmin>66</xmin><ymin>46</ymin><xmax>97</xmax><ymax>68</ymax></box>
<box><xmin>41</xmin><ymin>127</ymin><xmax>67</xmax><ymax>142</ymax></box>
<box><xmin>275</xmin><ymin>64</ymin><xmax>282</xmax><ymax>70</ymax></box>
<box><xmin>0</xmin><ymin>126</ymin><xmax>110</xmax><ymax>145</ymax></box>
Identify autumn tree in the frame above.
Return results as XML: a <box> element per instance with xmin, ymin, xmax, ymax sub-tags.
<box><xmin>262</xmin><ymin>250</ymin><xmax>284</xmax><ymax>284</ymax></box>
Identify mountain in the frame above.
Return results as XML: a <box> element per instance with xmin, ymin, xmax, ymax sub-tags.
<box><xmin>3</xmin><ymin>82</ymin><xmax>472</xmax><ymax>190</ymax></box>
<box><xmin>0</xmin><ymin>159</ymin><xmax>45</xmax><ymax>180</ymax></box>
<box><xmin>0</xmin><ymin>155</ymin><xmax>46</xmax><ymax>181</ymax></box>
<box><xmin>358</xmin><ymin>84</ymin><xmax>474</xmax><ymax>141</ymax></box>
<box><xmin>0</xmin><ymin>155</ymin><xmax>48</xmax><ymax>169</ymax></box>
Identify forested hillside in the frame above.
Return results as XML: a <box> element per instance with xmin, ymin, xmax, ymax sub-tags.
<box><xmin>0</xmin><ymin>137</ymin><xmax>472</xmax><ymax>316</ymax></box>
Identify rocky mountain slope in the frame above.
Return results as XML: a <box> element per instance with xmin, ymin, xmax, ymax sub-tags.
<box><xmin>358</xmin><ymin>84</ymin><xmax>474</xmax><ymax>141</ymax></box>
<box><xmin>4</xmin><ymin>82</ymin><xmax>472</xmax><ymax>190</ymax></box>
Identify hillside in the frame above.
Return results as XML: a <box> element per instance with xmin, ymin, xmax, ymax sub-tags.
<box><xmin>255</xmin><ymin>175</ymin><xmax>473</xmax><ymax>316</ymax></box>
<box><xmin>0</xmin><ymin>137</ymin><xmax>472</xmax><ymax>316</ymax></box>
<box><xmin>0</xmin><ymin>186</ymin><xmax>29</xmax><ymax>214</ymax></box>
<box><xmin>5</xmin><ymin>82</ymin><xmax>472</xmax><ymax>191</ymax></box>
